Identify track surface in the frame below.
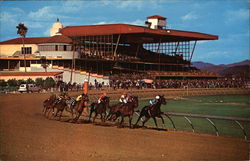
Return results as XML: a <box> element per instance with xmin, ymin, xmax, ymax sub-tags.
<box><xmin>0</xmin><ymin>93</ymin><xmax>249</xmax><ymax>161</ymax></box>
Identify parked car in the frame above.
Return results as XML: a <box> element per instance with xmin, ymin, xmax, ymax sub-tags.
<box><xmin>18</xmin><ymin>84</ymin><xmax>41</xmax><ymax>93</ymax></box>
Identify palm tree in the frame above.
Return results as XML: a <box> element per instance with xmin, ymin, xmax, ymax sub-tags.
<box><xmin>16</xmin><ymin>23</ymin><xmax>28</xmax><ymax>72</ymax></box>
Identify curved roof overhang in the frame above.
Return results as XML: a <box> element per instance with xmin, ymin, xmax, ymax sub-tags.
<box><xmin>61</xmin><ymin>24</ymin><xmax>218</xmax><ymax>43</ymax></box>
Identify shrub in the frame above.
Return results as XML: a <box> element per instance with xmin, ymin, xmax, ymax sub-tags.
<box><xmin>43</xmin><ymin>77</ymin><xmax>55</xmax><ymax>88</ymax></box>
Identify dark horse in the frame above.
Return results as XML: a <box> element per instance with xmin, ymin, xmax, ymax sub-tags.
<box><xmin>134</xmin><ymin>95</ymin><xmax>167</xmax><ymax>128</ymax></box>
<box><xmin>108</xmin><ymin>95</ymin><xmax>138</xmax><ymax>128</ymax></box>
<box><xmin>43</xmin><ymin>93</ymin><xmax>57</xmax><ymax>117</ymax></box>
<box><xmin>72</xmin><ymin>94</ymin><xmax>89</xmax><ymax>122</ymax></box>
<box><xmin>88</xmin><ymin>96</ymin><xmax>110</xmax><ymax>123</ymax></box>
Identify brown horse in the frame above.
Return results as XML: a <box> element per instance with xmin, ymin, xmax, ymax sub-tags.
<box><xmin>52</xmin><ymin>96</ymin><xmax>70</xmax><ymax>121</ymax></box>
<box><xmin>106</xmin><ymin>102</ymin><xmax>123</xmax><ymax>121</ymax></box>
<box><xmin>113</xmin><ymin>95</ymin><xmax>138</xmax><ymax>128</ymax></box>
<box><xmin>134</xmin><ymin>95</ymin><xmax>167</xmax><ymax>128</ymax></box>
<box><xmin>72</xmin><ymin>94</ymin><xmax>89</xmax><ymax>122</ymax></box>
<box><xmin>43</xmin><ymin>93</ymin><xmax>57</xmax><ymax>117</ymax></box>
<box><xmin>88</xmin><ymin>96</ymin><xmax>110</xmax><ymax>123</ymax></box>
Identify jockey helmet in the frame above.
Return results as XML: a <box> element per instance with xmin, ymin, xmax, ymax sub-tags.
<box><xmin>156</xmin><ymin>95</ymin><xmax>160</xmax><ymax>99</ymax></box>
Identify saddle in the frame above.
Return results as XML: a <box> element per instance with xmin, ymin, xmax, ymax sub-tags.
<box><xmin>55</xmin><ymin>98</ymin><xmax>62</xmax><ymax>104</ymax></box>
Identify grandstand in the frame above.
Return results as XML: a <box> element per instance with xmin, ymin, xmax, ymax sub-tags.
<box><xmin>0</xmin><ymin>15</ymin><xmax>219</xmax><ymax>84</ymax></box>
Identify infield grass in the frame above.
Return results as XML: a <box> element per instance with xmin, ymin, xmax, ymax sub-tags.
<box><xmin>110</xmin><ymin>94</ymin><xmax>250</xmax><ymax>139</ymax></box>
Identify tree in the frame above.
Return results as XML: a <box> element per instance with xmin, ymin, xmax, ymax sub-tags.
<box><xmin>35</xmin><ymin>78</ymin><xmax>44</xmax><ymax>87</ymax></box>
<box><xmin>43</xmin><ymin>77</ymin><xmax>55</xmax><ymax>89</ymax></box>
<box><xmin>16</xmin><ymin>23</ymin><xmax>28</xmax><ymax>72</ymax></box>
<box><xmin>0</xmin><ymin>80</ymin><xmax>7</xmax><ymax>87</ymax></box>
<box><xmin>7</xmin><ymin>79</ymin><xmax>18</xmax><ymax>87</ymax></box>
<box><xmin>17</xmin><ymin>79</ymin><xmax>26</xmax><ymax>86</ymax></box>
<box><xmin>26</xmin><ymin>78</ymin><xmax>35</xmax><ymax>84</ymax></box>
<box><xmin>41</xmin><ymin>56</ymin><xmax>49</xmax><ymax>72</ymax></box>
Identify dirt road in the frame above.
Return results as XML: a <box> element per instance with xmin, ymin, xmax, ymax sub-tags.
<box><xmin>0</xmin><ymin>93</ymin><xmax>249</xmax><ymax>161</ymax></box>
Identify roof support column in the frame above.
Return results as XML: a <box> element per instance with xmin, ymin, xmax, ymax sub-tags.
<box><xmin>189</xmin><ymin>41</ymin><xmax>197</xmax><ymax>62</ymax></box>
<box><xmin>114</xmin><ymin>34</ymin><xmax>121</xmax><ymax>60</ymax></box>
<box><xmin>70</xmin><ymin>41</ymin><xmax>76</xmax><ymax>83</ymax></box>
<box><xmin>157</xmin><ymin>38</ymin><xmax>162</xmax><ymax>71</ymax></box>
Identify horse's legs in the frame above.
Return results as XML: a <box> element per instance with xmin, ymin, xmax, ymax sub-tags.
<box><xmin>100</xmin><ymin>114</ymin><xmax>103</xmax><ymax>122</ymax></box>
<box><xmin>58</xmin><ymin>110</ymin><xmax>63</xmax><ymax>121</ymax></box>
<box><xmin>153</xmin><ymin>117</ymin><xmax>158</xmax><ymax>128</ymax></box>
<box><xmin>88</xmin><ymin>108</ymin><xmax>94</xmax><ymax>122</ymax></box>
<box><xmin>70</xmin><ymin>107</ymin><xmax>74</xmax><ymax>119</ymax></box>
<box><xmin>119</xmin><ymin>116</ymin><xmax>124</xmax><ymax>127</ymax></box>
<box><xmin>142</xmin><ymin>117</ymin><xmax>150</xmax><ymax>127</ymax></box>
<box><xmin>159</xmin><ymin>115</ymin><xmax>166</xmax><ymax>129</ymax></box>
<box><xmin>103</xmin><ymin>112</ymin><xmax>106</xmax><ymax>122</ymax></box>
<box><xmin>128</xmin><ymin>115</ymin><xmax>132</xmax><ymax>128</ymax></box>
<box><xmin>44</xmin><ymin>107</ymin><xmax>48</xmax><ymax>116</ymax></box>
<box><xmin>135</xmin><ymin>113</ymin><xmax>144</xmax><ymax>126</ymax></box>
<box><xmin>93</xmin><ymin>113</ymin><xmax>98</xmax><ymax>123</ymax></box>
<box><xmin>47</xmin><ymin>108</ymin><xmax>53</xmax><ymax>118</ymax></box>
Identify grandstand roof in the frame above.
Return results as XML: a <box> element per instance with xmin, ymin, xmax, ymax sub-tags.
<box><xmin>0</xmin><ymin>72</ymin><xmax>63</xmax><ymax>77</ymax></box>
<box><xmin>147</xmin><ymin>15</ymin><xmax>167</xmax><ymax>20</ymax></box>
<box><xmin>0</xmin><ymin>35</ymin><xmax>72</xmax><ymax>45</ymax></box>
<box><xmin>61</xmin><ymin>24</ymin><xmax>218</xmax><ymax>43</ymax></box>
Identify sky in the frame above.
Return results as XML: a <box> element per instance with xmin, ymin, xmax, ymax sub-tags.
<box><xmin>0</xmin><ymin>0</ymin><xmax>249</xmax><ymax>65</ymax></box>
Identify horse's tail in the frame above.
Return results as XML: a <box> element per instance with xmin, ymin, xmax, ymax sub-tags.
<box><xmin>90</xmin><ymin>103</ymin><xmax>96</xmax><ymax>112</ymax></box>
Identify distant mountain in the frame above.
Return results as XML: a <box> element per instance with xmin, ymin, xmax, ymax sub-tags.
<box><xmin>220</xmin><ymin>65</ymin><xmax>249</xmax><ymax>76</ymax></box>
<box><xmin>191</xmin><ymin>61</ymin><xmax>215</xmax><ymax>69</ymax></box>
<box><xmin>192</xmin><ymin>60</ymin><xmax>250</xmax><ymax>76</ymax></box>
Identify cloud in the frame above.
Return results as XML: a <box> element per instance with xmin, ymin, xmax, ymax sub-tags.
<box><xmin>225</xmin><ymin>8</ymin><xmax>249</xmax><ymax>24</ymax></box>
<box><xmin>116</xmin><ymin>1</ymin><xmax>143</xmax><ymax>10</ymax></box>
<box><xmin>181</xmin><ymin>12</ymin><xmax>198</xmax><ymax>21</ymax></box>
<box><xmin>28</xmin><ymin>6</ymin><xmax>56</xmax><ymax>20</ymax></box>
<box><xmin>93</xmin><ymin>19</ymin><xmax>144</xmax><ymax>26</ymax></box>
<box><xmin>24</xmin><ymin>21</ymin><xmax>44</xmax><ymax>29</ymax></box>
<box><xmin>0</xmin><ymin>11</ymin><xmax>16</xmax><ymax>23</ymax></box>
<box><xmin>60</xmin><ymin>0</ymin><xmax>85</xmax><ymax>13</ymax></box>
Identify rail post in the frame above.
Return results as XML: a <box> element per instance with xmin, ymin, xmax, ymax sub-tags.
<box><xmin>184</xmin><ymin>116</ymin><xmax>195</xmax><ymax>133</ymax></box>
<box><xmin>83</xmin><ymin>79</ymin><xmax>89</xmax><ymax>114</ymax></box>
<box><xmin>163</xmin><ymin>113</ymin><xmax>176</xmax><ymax>130</ymax></box>
<box><xmin>234</xmin><ymin>120</ymin><xmax>247</xmax><ymax>140</ymax></box>
<box><xmin>206</xmin><ymin>118</ymin><xmax>219</xmax><ymax>136</ymax></box>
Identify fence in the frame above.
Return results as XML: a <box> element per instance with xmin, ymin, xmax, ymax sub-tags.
<box><xmin>163</xmin><ymin>112</ymin><xmax>250</xmax><ymax>140</ymax></box>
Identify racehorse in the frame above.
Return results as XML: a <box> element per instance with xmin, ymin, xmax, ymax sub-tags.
<box><xmin>88</xmin><ymin>96</ymin><xmax>110</xmax><ymax>123</ymax></box>
<box><xmin>134</xmin><ymin>95</ymin><xmax>167</xmax><ymax>128</ymax></box>
<box><xmin>43</xmin><ymin>93</ymin><xmax>57</xmax><ymax>117</ymax></box>
<box><xmin>109</xmin><ymin>95</ymin><xmax>138</xmax><ymax>128</ymax></box>
<box><xmin>72</xmin><ymin>94</ymin><xmax>89</xmax><ymax>122</ymax></box>
<box><xmin>52</xmin><ymin>95</ymin><xmax>70</xmax><ymax>121</ymax></box>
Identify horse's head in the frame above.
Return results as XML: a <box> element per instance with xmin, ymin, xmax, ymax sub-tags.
<box><xmin>159</xmin><ymin>95</ymin><xmax>167</xmax><ymax>105</ymax></box>
<box><xmin>131</xmin><ymin>95</ymin><xmax>139</xmax><ymax>108</ymax></box>
<box><xmin>82</xmin><ymin>94</ymin><xmax>89</xmax><ymax>102</ymax></box>
<box><xmin>103</xmin><ymin>96</ymin><xmax>110</xmax><ymax>104</ymax></box>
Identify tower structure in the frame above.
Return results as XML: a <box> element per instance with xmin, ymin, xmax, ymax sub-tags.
<box><xmin>50</xmin><ymin>18</ymin><xmax>63</xmax><ymax>36</ymax></box>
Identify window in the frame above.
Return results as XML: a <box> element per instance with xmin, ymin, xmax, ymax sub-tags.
<box><xmin>64</xmin><ymin>45</ymin><xmax>67</xmax><ymax>51</ymax></box>
<box><xmin>55</xmin><ymin>45</ymin><xmax>58</xmax><ymax>51</ymax></box>
<box><xmin>21</xmin><ymin>47</ymin><xmax>32</xmax><ymax>54</ymax></box>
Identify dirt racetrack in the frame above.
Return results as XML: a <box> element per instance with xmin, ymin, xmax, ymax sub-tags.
<box><xmin>0</xmin><ymin>93</ymin><xmax>249</xmax><ymax>161</ymax></box>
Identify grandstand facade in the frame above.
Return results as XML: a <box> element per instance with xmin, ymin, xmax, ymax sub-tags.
<box><xmin>0</xmin><ymin>15</ymin><xmax>219</xmax><ymax>84</ymax></box>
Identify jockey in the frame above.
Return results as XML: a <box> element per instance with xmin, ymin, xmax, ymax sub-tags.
<box><xmin>147</xmin><ymin>95</ymin><xmax>160</xmax><ymax>116</ymax></box>
<box><xmin>119</xmin><ymin>94</ymin><xmax>128</xmax><ymax>104</ymax></box>
<box><xmin>149</xmin><ymin>95</ymin><xmax>160</xmax><ymax>106</ymax></box>
<box><xmin>55</xmin><ymin>92</ymin><xmax>66</xmax><ymax>104</ymax></box>
<box><xmin>76</xmin><ymin>93</ymin><xmax>86</xmax><ymax>102</ymax></box>
<box><xmin>98</xmin><ymin>92</ymin><xmax>107</xmax><ymax>104</ymax></box>
<box><xmin>119</xmin><ymin>93</ymin><xmax>132</xmax><ymax>104</ymax></box>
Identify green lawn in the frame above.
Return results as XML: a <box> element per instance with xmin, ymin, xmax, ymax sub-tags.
<box><xmin>110</xmin><ymin>95</ymin><xmax>250</xmax><ymax>139</ymax></box>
